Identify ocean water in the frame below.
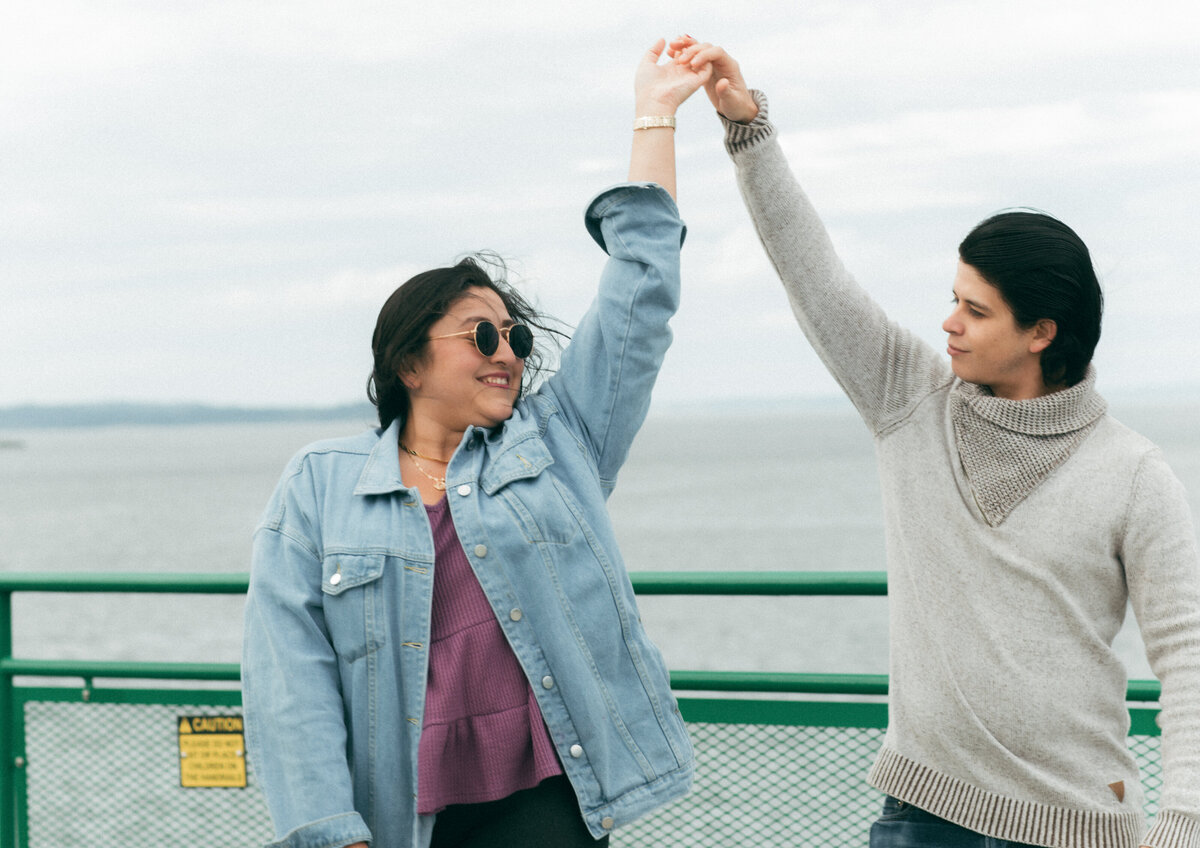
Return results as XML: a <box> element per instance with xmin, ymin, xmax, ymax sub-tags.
<box><xmin>2</xmin><ymin>399</ymin><xmax>1198</xmax><ymax>682</ymax></box>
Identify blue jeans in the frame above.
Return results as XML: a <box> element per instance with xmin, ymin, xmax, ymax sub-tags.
<box><xmin>869</xmin><ymin>797</ymin><xmax>1042</xmax><ymax>848</ymax></box>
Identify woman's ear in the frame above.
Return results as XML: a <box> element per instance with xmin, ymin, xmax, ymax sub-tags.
<box><xmin>397</xmin><ymin>356</ymin><xmax>422</xmax><ymax>392</ymax></box>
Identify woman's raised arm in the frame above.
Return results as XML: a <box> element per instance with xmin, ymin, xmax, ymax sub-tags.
<box><xmin>627</xmin><ymin>38</ymin><xmax>710</xmax><ymax>198</ymax></box>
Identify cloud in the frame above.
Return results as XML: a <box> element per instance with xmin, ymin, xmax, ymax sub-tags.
<box><xmin>3</xmin><ymin>1</ymin><xmax>1200</xmax><ymax>406</ymax></box>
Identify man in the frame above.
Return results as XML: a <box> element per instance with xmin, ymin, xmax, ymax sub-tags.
<box><xmin>671</xmin><ymin>36</ymin><xmax>1200</xmax><ymax>848</ymax></box>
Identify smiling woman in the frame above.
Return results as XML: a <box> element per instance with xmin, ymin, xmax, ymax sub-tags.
<box><xmin>365</xmin><ymin>257</ymin><xmax>556</xmax><ymax>489</ymax></box>
<box><xmin>241</xmin><ymin>38</ymin><xmax>709</xmax><ymax>848</ymax></box>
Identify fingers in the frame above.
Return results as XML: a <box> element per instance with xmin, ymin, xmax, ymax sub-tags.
<box><xmin>667</xmin><ymin>36</ymin><xmax>738</xmax><ymax>78</ymax></box>
<box><xmin>668</xmin><ymin>37</ymin><xmax>707</xmax><ymax>63</ymax></box>
<box><xmin>645</xmin><ymin>37</ymin><xmax>667</xmax><ymax>63</ymax></box>
<box><xmin>667</xmin><ymin>34</ymin><xmax>697</xmax><ymax>57</ymax></box>
<box><xmin>661</xmin><ymin>36</ymin><xmax>756</xmax><ymax>119</ymax></box>
<box><xmin>681</xmin><ymin>44</ymin><xmax>731</xmax><ymax>73</ymax></box>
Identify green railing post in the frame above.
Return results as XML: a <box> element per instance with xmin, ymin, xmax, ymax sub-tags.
<box><xmin>1</xmin><ymin>588</ymin><xmax>15</xmax><ymax>848</ymax></box>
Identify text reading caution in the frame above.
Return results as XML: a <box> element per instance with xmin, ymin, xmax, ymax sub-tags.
<box><xmin>178</xmin><ymin>715</ymin><xmax>246</xmax><ymax>788</ymax></box>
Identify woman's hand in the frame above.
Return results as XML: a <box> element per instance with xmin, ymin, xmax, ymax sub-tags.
<box><xmin>634</xmin><ymin>38</ymin><xmax>711</xmax><ymax>118</ymax></box>
<box><xmin>667</xmin><ymin>36</ymin><xmax>758</xmax><ymax>123</ymax></box>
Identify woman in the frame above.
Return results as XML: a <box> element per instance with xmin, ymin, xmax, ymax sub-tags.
<box><xmin>243</xmin><ymin>41</ymin><xmax>708</xmax><ymax>848</ymax></box>
<box><xmin>671</xmin><ymin>37</ymin><xmax>1200</xmax><ymax>848</ymax></box>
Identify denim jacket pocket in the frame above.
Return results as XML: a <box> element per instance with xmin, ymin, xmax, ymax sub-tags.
<box><xmin>496</xmin><ymin>474</ymin><xmax>582</xmax><ymax>546</ymax></box>
<box><xmin>479</xmin><ymin>437</ymin><xmax>555</xmax><ymax>494</ymax></box>
<box><xmin>321</xmin><ymin>553</ymin><xmax>388</xmax><ymax>663</ymax></box>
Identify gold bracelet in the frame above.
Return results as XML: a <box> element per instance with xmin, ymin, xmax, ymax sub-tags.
<box><xmin>633</xmin><ymin>115</ymin><xmax>676</xmax><ymax>131</ymax></box>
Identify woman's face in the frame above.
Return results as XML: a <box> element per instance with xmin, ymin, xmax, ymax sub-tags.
<box><xmin>403</xmin><ymin>286</ymin><xmax>525</xmax><ymax>433</ymax></box>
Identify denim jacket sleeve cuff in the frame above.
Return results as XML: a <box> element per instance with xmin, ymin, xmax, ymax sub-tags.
<box><xmin>583</xmin><ymin>182</ymin><xmax>686</xmax><ymax>253</ymax></box>
<box><xmin>722</xmin><ymin>89</ymin><xmax>774</xmax><ymax>155</ymax></box>
<box><xmin>264</xmin><ymin>811</ymin><xmax>372</xmax><ymax>848</ymax></box>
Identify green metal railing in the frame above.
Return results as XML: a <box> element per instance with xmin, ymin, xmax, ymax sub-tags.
<box><xmin>0</xmin><ymin>572</ymin><xmax>1163</xmax><ymax>848</ymax></box>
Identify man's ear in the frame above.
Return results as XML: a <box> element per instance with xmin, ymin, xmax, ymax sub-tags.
<box><xmin>1030</xmin><ymin>319</ymin><xmax>1058</xmax><ymax>354</ymax></box>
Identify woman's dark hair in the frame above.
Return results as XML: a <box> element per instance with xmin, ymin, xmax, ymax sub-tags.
<box><xmin>367</xmin><ymin>254</ymin><xmax>562</xmax><ymax>430</ymax></box>
<box><xmin>958</xmin><ymin>211</ymin><xmax>1102</xmax><ymax>388</ymax></box>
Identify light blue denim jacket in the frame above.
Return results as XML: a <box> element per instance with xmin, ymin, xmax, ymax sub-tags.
<box><xmin>243</xmin><ymin>183</ymin><xmax>694</xmax><ymax>848</ymax></box>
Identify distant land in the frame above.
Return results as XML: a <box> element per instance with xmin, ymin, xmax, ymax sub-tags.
<box><xmin>0</xmin><ymin>396</ymin><xmax>855</xmax><ymax>431</ymax></box>
<box><xmin>0</xmin><ymin>401</ymin><xmax>377</xmax><ymax>430</ymax></box>
<box><xmin>0</xmin><ymin>385</ymin><xmax>1194</xmax><ymax>432</ymax></box>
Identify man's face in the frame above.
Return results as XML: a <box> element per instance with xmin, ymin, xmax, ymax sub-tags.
<box><xmin>942</xmin><ymin>261</ymin><xmax>1054</xmax><ymax>400</ymax></box>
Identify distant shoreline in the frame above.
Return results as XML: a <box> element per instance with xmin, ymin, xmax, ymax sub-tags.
<box><xmin>0</xmin><ymin>402</ymin><xmax>377</xmax><ymax>430</ymax></box>
<box><xmin>0</xmin><ymin>397</ymin><xmax>857</xmax><ymax>430</ymax></box>
<box><xmin>1</xmin><ymin>389</ymin><xmax>1194</xmax><ymax>431</ymax></box>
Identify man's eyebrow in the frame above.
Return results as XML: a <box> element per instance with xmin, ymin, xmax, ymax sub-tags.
<box><xmin>952</xmin><ymin>289</ymin><xmax>992</xmax><ymax>313</ymax></box>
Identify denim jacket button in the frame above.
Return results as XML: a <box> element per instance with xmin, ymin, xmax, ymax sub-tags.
<box><xmin>601</xmin><ymin>817</ymin><xmax>615</xmax><ymax>830</ymax></box>
<box><xmin>541</xmin><ymin>675</ymin><xmax>554</xmax><ymax>689</ymax></box>
<box><xmin>569</xmin><ymin>744</ymin><xmax>583</xmax><ymax>758</ymax></box>
<box><xmin>329</xmin><ymin>573</ymin><xmax>341</xmax><ymax>586</ymax></box>
<box><xmin>456</xmin><ymin>484</ymin><xmax>471</xmax><ymax>496</ymax></box>
<box><xmin>474</xmin><ymin>544</ymin><xmax>488</xmax><ymax>558</ymax></box>
<box><xmin>509</xmin><ymin>609</ymin><xmax>523</xmax><ymax>622</ymax></box>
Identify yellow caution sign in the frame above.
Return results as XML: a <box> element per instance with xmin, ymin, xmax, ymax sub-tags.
<box><xmin>178</xmin><ymin>714</ymin><xmax>247</xmax><ymax>788</ymax></box>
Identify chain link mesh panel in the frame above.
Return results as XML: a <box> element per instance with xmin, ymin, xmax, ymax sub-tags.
<box><xmin>19</xmin><ymin>698</ymin><xmax>1164</xmax><ymax>847</ymax></box>
<box><xmin>614</xmin><ymin>722</ymin><xmax>886</xmax><ymax>847</ymax></box>
<box><xmin>23</xmin><ymin>700</ymin><xmax>272</xmax><ymax>847</ymax></box>
<box><xmin>1129</xmin><ymin>733</ymin><xmax>1162</xmax><ymax>822</ymax></box>
<box><xmin>614</xmin><ymin>724</ymin><xmax>1165</xmax><ymax>848</ymax></box>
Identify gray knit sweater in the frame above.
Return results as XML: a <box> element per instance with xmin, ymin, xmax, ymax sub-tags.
<box><xmin>724</xmin><ymin>92</ymin><xmax>1200</xmax><ymax>848</ymax></box>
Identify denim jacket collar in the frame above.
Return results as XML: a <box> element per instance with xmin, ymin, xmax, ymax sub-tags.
<box><xmin>352</xmin><ymin>404</ymin><xmax>556</xmax><ymax>498</ymax></box>
<box><xmin>353</xmin><ymin>419</ymin><xmax>408</xmax><ymax>496</ymax></box>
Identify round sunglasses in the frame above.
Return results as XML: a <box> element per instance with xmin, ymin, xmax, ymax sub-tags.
<box><xmin>429</xmin><ymin>321</ymin><xmax>534</xmax><ymax>359</ymax></box>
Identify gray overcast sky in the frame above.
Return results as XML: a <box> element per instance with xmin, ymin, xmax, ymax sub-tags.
<box><xmin>3</xmin><ymin>1</ymin><xmax>1199</xmax><ymax>408</ymax></box>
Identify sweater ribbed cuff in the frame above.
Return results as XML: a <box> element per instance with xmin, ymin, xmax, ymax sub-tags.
<box><xmin>721</xmin><ymin>90</ymin><xmax>774</xmax><ymax>154</ymax></box>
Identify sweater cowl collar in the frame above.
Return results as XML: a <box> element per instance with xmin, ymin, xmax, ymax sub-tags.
<box><xmin>950</xmin><ymin>366</ymin><xmax>1107</xmax><ymax>526</ymax></box>
<box><xmin>954</xmin><ymin>365</ymin><xmax>1107</xmax><ymax>437</ymax></box>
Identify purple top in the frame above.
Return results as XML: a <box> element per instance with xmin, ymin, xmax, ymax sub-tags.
<box><xmin>417</xmin><ymin>497</ymin><xmax>562</xmax><ymax>814</ymax></box>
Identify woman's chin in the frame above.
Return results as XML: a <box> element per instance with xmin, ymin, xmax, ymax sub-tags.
<box><xmin>474</xmin><ymin>401</ymin><xmax>516</xmax><ymax>429</ymax></box>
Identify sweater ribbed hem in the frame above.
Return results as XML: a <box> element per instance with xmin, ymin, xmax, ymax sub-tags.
<box><xmin>868</xmin><ymin>747</ymin><xmax>1144</xmax><ymax>848</ymax></box>
<box><xmin>1143</xmin><ymin>809</ymin><xmax>1200</xmax><ymax>848</ymax></box>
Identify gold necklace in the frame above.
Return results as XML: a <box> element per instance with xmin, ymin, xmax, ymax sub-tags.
<box><xmin>401</xmin><ymin>443</ymin><xmax>451</xmax><ymax>463</ymax></box>
<box><xmin>400</xmin><ymin>442</ymin><xmax>449</xmax><ymax>491</ymax></box>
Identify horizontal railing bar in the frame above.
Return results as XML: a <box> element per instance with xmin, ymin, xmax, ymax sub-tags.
<box><xmin>0</xmin><ymin>657</ymin><xmax>1163</xmax><ymax>702</ymax></box>
<box><xmin>0</xmin><ymin>571</ymin><xmax>889</xmax><ymax>596</ymax></box>
<box><xmin>630</xmin><ymin>571</ymin><xmax>888</xmax><ymax>595</ymax></box>
<box><xmin>0</xmin><ymin>573</ymin><xmax>250</xmax><ymax>594</ymax></box>
<box><xmin>671</xmin><ymin>671</ymin><xmax>889</xmax><ymax>695</ymax></box>
<box><xmin>668</xmin><ymin>671</ymin><xmax>1161</xmax><ymax>701</ymax></box>
<box><xmin>1126</xmin><ymin>679</ymin><xmax>1164</xmax><ymax>701</ymax></box>
<box><xmin>1</xmin><ymin>658</ymin><xmax>241</xmax><ymax>681</ymax></box>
